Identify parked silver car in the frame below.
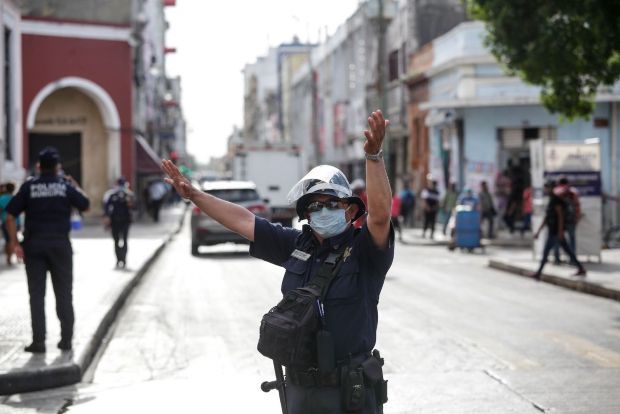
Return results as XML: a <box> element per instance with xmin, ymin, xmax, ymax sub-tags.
<box><xmin>190</xmin><ymin>180</ymin><xmax>271</xmax><ymax>255</ymax></box>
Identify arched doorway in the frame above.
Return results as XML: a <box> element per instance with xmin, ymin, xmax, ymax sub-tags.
<box><xmin>26</xmin><ymin>77</ymin><xmax>122</xmax><ymax>216</ymax></box>
<box><xmin>28</xmin><ymin>88</ymin><xmax>110</xmax><ymax>215</ymax></box>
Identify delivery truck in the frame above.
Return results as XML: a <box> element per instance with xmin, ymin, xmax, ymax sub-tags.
<box><xmin>231</xmin><ymin>143</ymin><xmax>304</xmax><ymax>228</ymax></box>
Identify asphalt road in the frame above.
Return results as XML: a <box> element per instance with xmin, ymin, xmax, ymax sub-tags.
<box><xmin>2</xmin><ymin>223</ymin><xmax>620</xmax><ymax>413</ymax></box>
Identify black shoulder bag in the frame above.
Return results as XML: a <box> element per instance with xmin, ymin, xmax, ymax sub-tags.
<box><xmin>257</xmin><ymin>240</ymin><xmax>353</xmax><ymax>371</ymax></box>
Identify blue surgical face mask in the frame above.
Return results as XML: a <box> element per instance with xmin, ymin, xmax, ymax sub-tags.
<box><xmin>309</xmin><ymin>207</ymin><xmax>350</xmax><ymax>238</ymax></box>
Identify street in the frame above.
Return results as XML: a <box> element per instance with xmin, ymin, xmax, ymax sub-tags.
<box><xmin>2</xmin><ymin>220</ymin><xmax>619</xmax><ymax>414</ymax></box>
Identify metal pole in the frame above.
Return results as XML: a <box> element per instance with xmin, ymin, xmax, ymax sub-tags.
<box><xmin>612</xmin><ymin>102</ymin><xmax>618</xmax><ymax>226</ymax></box>
<box><xmin>309</xmin><ymin>45</ymin><xmax>322</xmax><ymax>167</ymax></box>
<box><xmin>274</xmin><ymin>362</ymin><xmax>288</xmax><ymax>413</ymax></box>
<box><xmin>377</xmin><ymin>0</ymin><xmax>390</xmax><ymax>181</ymax></box>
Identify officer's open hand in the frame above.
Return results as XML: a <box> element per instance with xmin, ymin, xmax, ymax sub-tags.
<box><xmin>364</xmin><ymin>110</ymin><xmax>389</xmax><ymax>155</ymax></box>
<box><xmin>14</xmin><ymin>244</ymin><xmax>24</xmax><ymax>263</ymax></box>
<box><xmin>162</xmin><ymin>160</ymin><xmax>196</xmax><ymax>200</ymax></box>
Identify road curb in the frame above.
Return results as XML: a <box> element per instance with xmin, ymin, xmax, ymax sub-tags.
<box><xmin>0</xmin><ymin>209</ymin><xmax>187</xmax><ymax>396</ymax></box>
<box><xmin>488</xmin><ymin>260</ymin><xmax>620</xmax><ymax>303</ymax></box>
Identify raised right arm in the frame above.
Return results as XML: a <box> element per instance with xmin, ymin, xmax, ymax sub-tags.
<box><xmin>161</xmin><ymin>160</ymin><xmax>255</xmax><ymax>241</ymax></box>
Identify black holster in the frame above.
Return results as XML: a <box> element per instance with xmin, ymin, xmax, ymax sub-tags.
<box><xmin>340</xmin><ymin>350</ymin><xmax>388</xmax><ymax>411</ymax></box>
<box><xmin>341</xmin><ymin>356</ymin><xmax>365</xmax><ymax>412</ymax></box>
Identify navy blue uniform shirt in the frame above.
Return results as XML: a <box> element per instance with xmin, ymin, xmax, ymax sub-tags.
<box><xmin>5</xmin><ymin>173</ymin><xmax>90</xmax><ymax>235</ymax></box>
<box><xmin>250</xmin><ymin>216</ymin><xmax>394</xmax><ymax>362</ymax></box>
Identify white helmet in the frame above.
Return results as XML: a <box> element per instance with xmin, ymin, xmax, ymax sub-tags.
<box><xmin>287</xmin><ymin>165</ymin><xmax>366</xmax><ymax>222</ymax></box>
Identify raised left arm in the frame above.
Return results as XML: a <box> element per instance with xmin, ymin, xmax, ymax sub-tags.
<box><xmin>364</xmin><ymin>110</ymin><xmax>391</xmax><ymax>249</ymax></box>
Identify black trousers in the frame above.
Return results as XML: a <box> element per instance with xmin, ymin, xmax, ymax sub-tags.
<box><xmin>482</xmin><ymin>210</ymin><xmax>495</xmax><ymax>239</ymax></box>
<box><xmin>536</xmin><ymin>233</ymin><xmax>584</xmax><ymax>275</ymax></box>
<box><xmin>23</xmin><ymin>238</ymin><xmax>74</xmax><ymax>343</ymax></box>
<box><xmin>423</xmin><ymin>211</ymin><xmax>437</xmax><ymax>237</ymax></box>
<box><xmin>151</xmin><ymin>199</ymin><xmax>163</xmax><ymax>222</ymax></box>
<box><xmin>111</xmin><ymin>220</ymin><xmax>130</xmax><ymax>263</ymax></box>
<box><xmin>286</xmin><ymin>382</ymin><xmax>381</xmax><ymax>414</ymax></box>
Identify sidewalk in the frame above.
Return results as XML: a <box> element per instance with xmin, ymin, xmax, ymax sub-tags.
<box><xmin>0</xmin><ymin>205</ymin><xmax>186</xmax><ymax>395</ymax></box>
<box><xmin>398</xmin><ymin>224</ymin><xmax>533</xmax><ymax>248</ymax></box>
<box><xmin>489</xmin><ymin>248</ymin><xmax>620</xmax><ymax>302</ymax></box>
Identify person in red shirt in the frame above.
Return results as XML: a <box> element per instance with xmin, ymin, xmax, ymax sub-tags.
<box><xmin>520</xmin><ymin>187</ymin><xmax>533</xmax><ymax>237</ymax></box>
<box><xmin>351</xmin><ymin>179</ymin><xmax>368</xmax><ymax>228</ymax></box>
<box><xmin>553</xmin><ymin>176</ymin><xmax>581</xmax><ymax>264</ymax></box>
<box><xmin>392</xmin><ymin>190</ymin><xmax>403</xmax><ymax>241</ymax></box>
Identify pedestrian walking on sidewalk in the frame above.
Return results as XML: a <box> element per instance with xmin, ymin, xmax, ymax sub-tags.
<box><xmin>529</xmin><ymin>180</ymin><xmax>586</xmax><ymax>280</ymax></box>
<box><xmin>148</xmin><ymin>180</ymin><xmax>167</xmax><ymax>222</ymax></box>
<box><xmin>103</xmin><ymin>177</ymin><xmax>136</xmax><ymax>268</ymax></box>
<box><xmin>422</xmin><ymin>180</ymin><xmax>440</xmax><ymax>239</ymax></box>
<box><xmin>351</xmin><ymin>179</ymin><xmax>368</xmax><ymax>228</ymax></box>
<box><xmin>162</xmin><ymin>110</ymin><xmax>393</xmax><ymax>413</ymax></box>
<box><xmin>458</xmin><ymin>186</ymin><xmax>480</xmax><ymax>210</ymax></box>
<box><xmin>399</xmin><ymin>185</ymin><xmax>416</xmax><ymax>228</ymax></box>
<box><xmin>479</xmin><ymin>181</ymin><xmax>496</xmax><ymax>239</ymax></box>
<box><xmin>442</xmin><ymin>183</ymin><xmax>458</xmax><ymax>235</ymax></box>
<box><xmin>521</xmin><ymin>186</ymin><xmax>533</xmax><ymax>237</ymax></box>
<box><xmin>0</xmin><ymin>182</ymin><xmax>21</xmax><ymax>265</ymax></box>
<box><xmin>392</xmin><ymin>189</ymin><xmax>403</xmax><ymax>241</ymax></box>
<box><xmin>4</xmin><ymin>147</ymin><xmax>90</xmax><ymax>353</ymax></box>
<box><xmin>553</xmin><ymin>176</ymin><xmax>580</xmax><ymax>264</ymax></box>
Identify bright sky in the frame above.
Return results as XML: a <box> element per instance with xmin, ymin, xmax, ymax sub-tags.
<box><xmin>164</xmin><ymin>0</ymin><xmax>361</xmax><ymax>164</ymax></box>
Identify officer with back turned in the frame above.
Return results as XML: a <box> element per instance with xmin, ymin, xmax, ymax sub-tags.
<box><xmin>4</xmin><ymin>147</ymin><xmax>90</xmax><ymax>353</ymax></box>
<box><xmin>162</xmin><ymin>110</ymin><xmax>393</xmax><ymax>413</ymax></box>
<box><xmin>103</xmin><ymin>177</ymin><xmax>135</xmax><ymax>268</ymax></box>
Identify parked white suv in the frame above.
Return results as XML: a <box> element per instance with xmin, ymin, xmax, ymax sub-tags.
<box><xmin>190</xmin><ymin>181</ymin><xmax>271</xmax><ymax>255</ymax></box>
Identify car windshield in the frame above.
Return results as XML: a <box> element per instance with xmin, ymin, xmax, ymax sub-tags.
<box><xmin>205</xmin><ymin>189</ymin><xmax>260</xmax><ymax>203</ymax></box>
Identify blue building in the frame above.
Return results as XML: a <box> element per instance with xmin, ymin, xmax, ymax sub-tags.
<box><xmin>417</xmin><ymin>22</ymin><xmax>619</xmax><ymax>224</ymax></box>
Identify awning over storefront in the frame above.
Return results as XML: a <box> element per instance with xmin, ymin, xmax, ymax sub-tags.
<box><xmin>136</xmin><ymin>135</ymin><xmax>162</xmax><ymax>175</ymax></box>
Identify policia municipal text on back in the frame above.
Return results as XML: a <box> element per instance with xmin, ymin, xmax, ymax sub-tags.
<box><xmin>162</xmin><ymin>110</ymin><xmax>394</xmax><ymax>414</ymax></box>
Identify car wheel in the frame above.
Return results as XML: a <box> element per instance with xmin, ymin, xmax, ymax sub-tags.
<box><xmin>191</xmin><ymin>242</ymin><xmax>200</xmax><ymax>256</ymax></box>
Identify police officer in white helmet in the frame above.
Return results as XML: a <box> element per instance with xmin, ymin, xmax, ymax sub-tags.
<box><xmin>162</xmin><ymin>110</ymin><xmax>393</xmax><ymax>413</ymax></box>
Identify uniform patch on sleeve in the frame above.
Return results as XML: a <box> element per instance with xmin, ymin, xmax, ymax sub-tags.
<box><xmin>291</xmin><ymin>249</ymin><xmax>311</xmax><ymax>261</ymax></box>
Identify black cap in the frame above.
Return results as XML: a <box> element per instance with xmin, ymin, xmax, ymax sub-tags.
<box><xmin>544</xmin><ymin>179</ymin><xmax>556</xmax><ymax>187</ymax></box>
<box><xmin>38</xmin><ymin>147</ymin><xmax>61</xmax><ymax>163</ymax></box>
<box><xmin>117</xmin><ymin>176</ymin><xmax>127</xmax><ymax>185</ymax></box>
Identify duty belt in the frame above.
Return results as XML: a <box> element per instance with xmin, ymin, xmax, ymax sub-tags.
<box><xmin>24</xmin><ymin>232</ymin><xmax>69</xmax><ymax>240</ymax></box>
<box><xmin>287</xmin><ymin>353</ymin><xmax>371</xmax><ymax>389</ymax></box>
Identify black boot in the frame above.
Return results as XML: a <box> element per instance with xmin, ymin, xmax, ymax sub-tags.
<box><xmin>25</xmin><ymin>342</ymin><xmax>46</xmax><ymax>353</ymax></box>
<box><xmin>57</xmin><ymin>340</ymin><xmax>72</xmax><ymax>351</ymax></box>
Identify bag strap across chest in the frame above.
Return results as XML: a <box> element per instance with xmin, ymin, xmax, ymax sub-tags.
<box><xmin>305</xmin><ymin>238</ymin><xmax>355</xmax><ymax>300</ymax></box>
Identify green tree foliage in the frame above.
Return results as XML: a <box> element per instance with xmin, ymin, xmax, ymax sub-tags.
<box><xmin>465</xmin><ymin>0</ymin><xmax>620</xmax><ymax>120</ymax></box>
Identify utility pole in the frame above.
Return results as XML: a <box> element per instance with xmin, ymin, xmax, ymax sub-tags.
<box><xmin>377</xmin><ymin>0</ymin><xmax>390</xmax><ymax>181</ymax></box>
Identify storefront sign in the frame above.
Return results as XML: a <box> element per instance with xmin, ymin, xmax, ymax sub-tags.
<box><xmin>35</xmin><ymin>116</ymin><xmax>87</xmax><ymax>126</ymax></box>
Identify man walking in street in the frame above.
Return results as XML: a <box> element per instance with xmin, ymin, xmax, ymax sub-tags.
<box><xmin>529</xmin><ymin>180</ymin><xmax>586</xmax><ymax>280</ymax></box>
<box><xmin>162</xmin><ymin>110</ymin><xmax>393</xmax><ymax>413</ymax></box>
<box><xmin>103</xmin><ymin>177</ymin><xmax>135</xmax><ymax>268</ymax></box>
<box><xmin>421</xmin><ymin>180</ymin><xmax>440</xmax><ymax>239</ymax></box>
<box><xmin>479</xmin><ymin>181</ymin><xmax>496</xmax><ymax>239</ymax></box>
<box><xmin>553</xmin><ymin>176</ymin><xmax>580</xmax><ymax>264</ymax></box>
<box><xmin>4</xmin><ymin>147</ymin><xmax>90</xmax><ymax>353</ymax></box>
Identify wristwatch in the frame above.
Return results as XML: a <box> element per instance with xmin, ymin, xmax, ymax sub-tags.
<box><xmin>365</xmin><ymin>150</ymin><xmax>383</xmax><ymax>162</ymax></box>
